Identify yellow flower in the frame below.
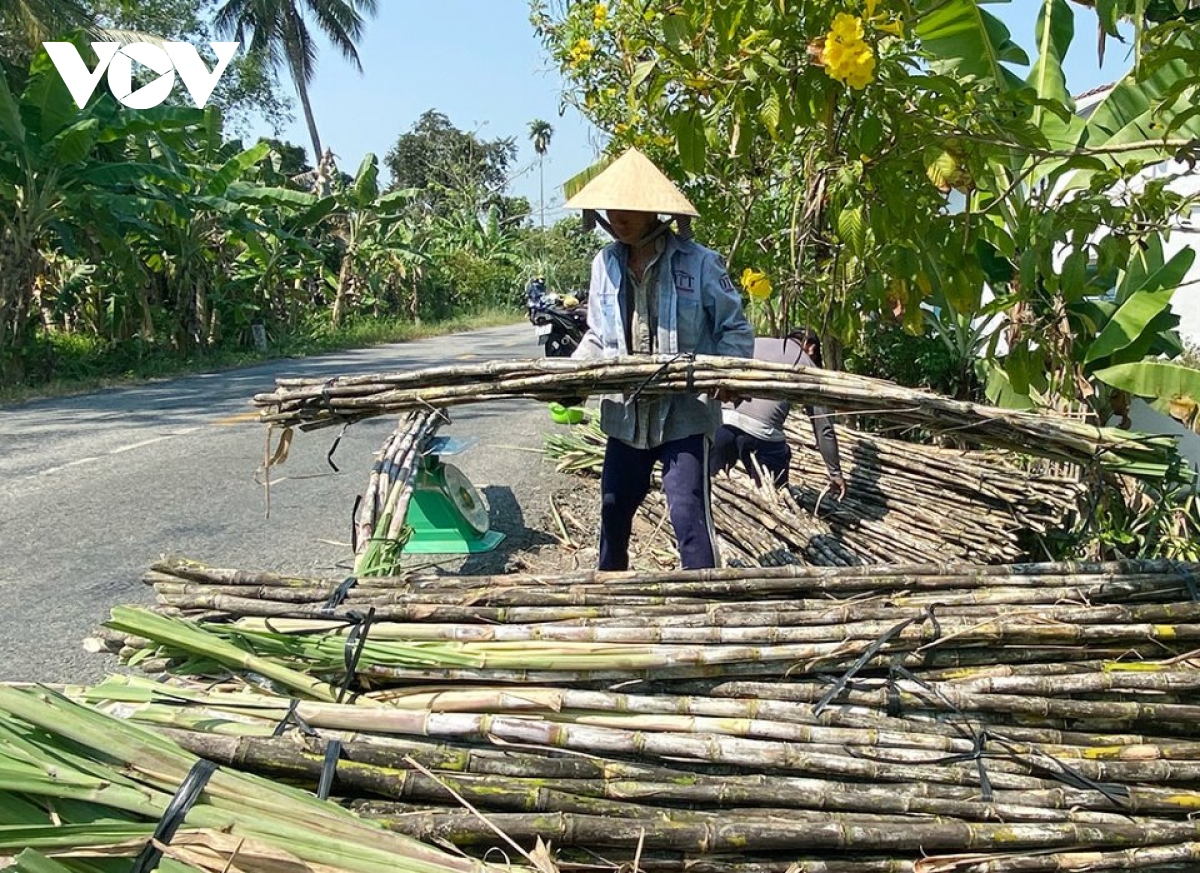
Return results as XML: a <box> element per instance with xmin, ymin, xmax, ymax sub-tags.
<box><xmin>567</xmin><ymin>38</ymin><xmax>595</xmax><ymax>67</ymax></box>
<box><xmin>829</xmin><ymin>13</ymin><xmax>864</xmax><ymax>44</ymax></box>
<box><xmin>592</xmin><ymin>2</ymin><xmax>608</xmax><ymax>29</ymax></box>
<box><xmin>821</xmin><ymin>14</ymin><xmax>876</xmax><ymax>90</ymax></box>
<box><xmin>740</xmin><ymin>268</ymin><xmax>773</xmax><ymax>300</ymax></box>
<box><xmin>877</xmin><ymin>17</ymin><xmax>905</xmax><ymax>36</ymax></box>
<box><xmin>864</xmin><ymin>0</ymin><xmax>878</xmax><ymax>19</ymax></box>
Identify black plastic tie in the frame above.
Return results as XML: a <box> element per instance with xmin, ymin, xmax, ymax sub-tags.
<box><xmin>350</xmin><ymin>494</ymin><xmax>363</xmax><ymax>553</ymax></box>
<box><xmin>814</xmin><ymin>611</ymin><xmax>929</xmax><ymax>717</ymax></box>
<box><xmin>337</xmin><ymin>607</ymin><xmax>376</xmax><ymax>703</ymax></box>
<box><xmin>326</xmin><ymin>420</ymin><xmax>349</xmax><ymax>472</ymax></box>
<box><xmin>317</xmin><ymin>739</ymin><xmax>343</xmax><ymax>800</ymax></box>
<box><xmin>629</xmin><ymin>352</ymin><xmax>695</xmax><ymax>404</ymax></box>
<box><xmin>323</xmin><ymin>576</ymin><xmax>359</xmax><ymax>612</ymax></box>
<box><xmin>131</xmin><ymin>759</ymin><xmax>219</xmax><ymax>873</ymax></box>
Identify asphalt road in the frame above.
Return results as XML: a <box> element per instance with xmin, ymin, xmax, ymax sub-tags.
<box><xmin>0</xmin><ymin>322</ymin><xmax>568</xmax><ymax>683</ymax></box>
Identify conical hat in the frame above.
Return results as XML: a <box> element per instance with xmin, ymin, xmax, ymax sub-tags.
<box><xmin>564</xmin><ymin>148</ymin><xmax>698</xmax><ymax>216</ymax></box>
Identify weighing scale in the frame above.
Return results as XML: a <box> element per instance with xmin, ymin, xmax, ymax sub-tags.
<box><xmin>404</xmin><ymin>436</ymin><xmax>505</xmax><ymax>554</ymax></box>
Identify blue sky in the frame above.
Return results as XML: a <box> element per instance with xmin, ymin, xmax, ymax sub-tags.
<box><xmin>246</xmin><ymin>1</ymin><xmax>1135</xmax><ymax>220</ymax></box>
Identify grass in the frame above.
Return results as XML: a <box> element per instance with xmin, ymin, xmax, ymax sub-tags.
<box><xmin>0</xmin><ymin>308</ymin><xmax>522</xmax><ymax>407</ymax></box>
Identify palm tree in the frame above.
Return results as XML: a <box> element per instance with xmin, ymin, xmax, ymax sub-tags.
<box><xmin>0</xmin><ymin>0</ymin><xmax>91</xmax><ymax>68</ymax></box>
<box><xmin>215</xmin><ymin>0</ymin><xmax>378</xmax><ymax>165</ymax></box>
<box><xmin>528</xmin><ymin>119</ymin><xmax>554</xmax><ymax>229</ymax></box>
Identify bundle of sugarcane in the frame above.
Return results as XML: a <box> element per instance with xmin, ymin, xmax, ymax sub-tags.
<box><xmin>352</xmin><ymin>410</ymin><xmax>446</xmax><ymax>576</ymax></box>
<box><xmin>92</xmin><ymin>557</ymin><xmax>1200</xmax><ymax>694</ymax></box>
<box><xmin>0</xmin><ymin>683</ymin><xmax>508</xmax><ymax>873</ymax></box>
<box><xmin>78</xmin><ymin>557</ymin><xmax>1200</xmax><ymax>869</ymax></box>
<box><xmin>251</xmin><ymin>355</ymin><xmax>1184</xmax><ymax>479</ymax></box>
<box><xmin>545</xmin><ymin>419</ymin><xmax>1083</xmax><ymax>565</ymax></box>
<box><xmin>57</xmin><ymin>664</ymin><xmax>1200</xmax><ymax>870</ymax></box>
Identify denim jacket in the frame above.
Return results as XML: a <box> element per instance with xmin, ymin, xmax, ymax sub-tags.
<box><xmin>572</xmin><ymin>230</ymin><xmax>755</xmax><ymax>446</ymax></box>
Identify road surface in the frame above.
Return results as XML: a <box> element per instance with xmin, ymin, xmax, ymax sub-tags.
<box><xmin>0</xmin><ymin>323</ymin><xmax>567</xmax><ymax>683</ymax></box>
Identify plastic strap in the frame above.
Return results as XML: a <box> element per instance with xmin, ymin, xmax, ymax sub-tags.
<box><xmin>813</xmin><ymin>607</ymin><xmax>937</xmax><ymax>717</ymax></box>
<box><xmin>322</xmin><ymin>576</ymin><xmax>359</xmax><ymax>612</ymax></box>
<box><xmin>350</xmin><ymin>494</ymin><xmax>363</xmax><ymax>553</ymax></box>
<box><xmin>337</xmin><ymin>607</ymin><xmax>376</xmax><ymax>703</ymax></box>
<box><xmin>326</xmin><ymin>420</ymin><xmax>349</xmax><ymax>472</ymax></box>
<box><xmin>628</xmin><ymin>352</ymin><xmax>695</xmax><ymax>404</ymax></box>
<box><xmin>130</xmin><ymin>759</ymin><xmax>218</xmax><ymax>873</ymax></box>
<box><xmin>317</xmin><ymin>739</ymin><xmax>343</xmax><ymax>800</ymax></box>
<box><xmin>272</xmin><ymin>699</ymin><xmax>318</xmax><ymax>738</ymax></box>
<box><xmin>1171</xmin><ymin>561</ymin><xmax>1200</xmax><ymax>601</ymax></box>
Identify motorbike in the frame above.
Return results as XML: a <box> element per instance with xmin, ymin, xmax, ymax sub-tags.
<box><xmin>525</xmin><ymin>278</ymin><xmax>588</xmax><ymax>358</ymax></box>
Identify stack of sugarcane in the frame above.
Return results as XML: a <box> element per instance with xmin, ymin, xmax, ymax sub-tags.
<box><xmin>251</xmin><ymin>355</ymin><xmax>1185</xmax><ymax>479</ymax></box>
<box><xmin>545</xmin><ymin>419</ymin><xmax>1083</xmax><ymax>566</ymax></box>
<box><xmin>351</xmin><ymin>409</ymin><xmax>446</xmax><ymax>576</ymax></box>
<box><xmin>75</xmin><ymin>557</ymin><xmax>1200</xmax><ymax>870</ymax></box>
<box><xmin>0</xmin><ymin>683</ymin><xmax>508</xmax><ymax>873</ymax></box>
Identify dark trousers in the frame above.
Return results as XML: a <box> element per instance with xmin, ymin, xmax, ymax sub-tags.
<box><xmin>710</xmin><ymin>424</ymin><xmax>791</xmax><ymax>487</ymax></box>
<box><xmin>599</xmin><ymin>433</ymin><xmax>717</xmax><ymax>571</ymax></box>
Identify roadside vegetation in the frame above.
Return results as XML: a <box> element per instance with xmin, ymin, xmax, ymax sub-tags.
<box><xmin>0</xmin><ymin>2</ymin><xmax>593</xmax><ymax>400</ymax></box>
<box><xmin>534</xmin><ymin>0</ymin><xmax>1200</xmax><ymax>558</ymax></box>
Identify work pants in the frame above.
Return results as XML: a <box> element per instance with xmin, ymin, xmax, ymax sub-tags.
<box><xmin>710</xmin><ymin>424</ymin><xmax>791</xmax><ymax>487</ymax></box>
<box><xmin>598</xmin><ymin>433</ymin><xmax>717</xmax><ymax>571</ymax></box>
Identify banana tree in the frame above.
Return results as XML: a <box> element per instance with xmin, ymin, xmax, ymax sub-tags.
<box><xmin>329</xmin><ymin>153</ymin><xmax>420</xmax><ymax>325</ymax></box>
<box><xmin>0</xmin><ymin>48</ymin><xmax>206</xmax><ymax>379</ymax></box>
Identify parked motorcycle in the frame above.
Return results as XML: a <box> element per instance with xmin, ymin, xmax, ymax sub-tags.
<box><xmin>525</xmin><ymin>278</ymin><xmax>588</xmax><ymax>358</ymax></box>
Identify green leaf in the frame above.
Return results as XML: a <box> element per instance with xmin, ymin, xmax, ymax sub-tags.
<box><xmin>206</xmin><ymin>140</ymin><xmax>271</xmax><ymax>197</ymax></box>
<box><xmin>916</xmin><ymin>0</ymin><xmax>1029</xmax><ymax>90</ymax></box>
<box><xmin>837</xmin><ymin>205</ymin><xmax>866</xmax><ymax>258</ymax></box>
<box><xmin>662</xmin><ymin>14</ymin><xmax>692</xmax><ymax>51</ymax></box>
<box><xmin>1095</xmin><ymin>361</ymin><xmax>1200</xmax><ymax>419</ymax></box>
<box><xmin>759</xmin><ymin>88</ymin><xmax>781</xmax><ymax>138</ymax></box>
<box><xmin>562</xmin><ymin>154</ymin><xmax>615</xmax><ymax>199</ymax></box>
<box><xmin>225</xmin><ymin>182</ymin><xmax>321</xmax><ymax>208</ymax></box>
<box><xmin>631</xmin><ymin>59</ymin><xmax>658</xmax><ymax>91</ymax></box>
<box><xmin>353</xmin><ymin>153</ymin><xmax>380</xmax><ymax>208</ymax></box>
<box><xmin>43</xmin><ymin>118</ymin><xmax>98</xmax><ymax>165</ymax></box>
<box><xmin>1085</xmin><ymin>247</ymin><xmax>1195</xmax><ymax>363</ymax></box>
<box><xmin>983</xmin><ymin>360</ymin><xmax>1036</xmax><ymax>409</ymax></box>
<box><xmin>1027</xmin><ymin>0</ymin><xmax>1075</xmax><ymax>127</ymax></box>
<box><xmin>674</xmin><ymin>109</ymin><xmax>706</xmax><ymax>174</ymax></box>
<box><xmin>0</xmin><ymin>68</ymin><xmax>26</xmax><ymax>147</ymax></box>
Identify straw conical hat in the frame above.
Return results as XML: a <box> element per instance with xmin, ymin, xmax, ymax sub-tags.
<box><xmin>564</xmin><ymin>148</ymin><xmax>698</xmax><ymax>216</ymax></box>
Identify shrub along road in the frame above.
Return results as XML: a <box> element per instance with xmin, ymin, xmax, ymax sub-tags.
<box><xmin>0</xmin><ymin>323</ymin><xmax>569</xmax><ymax>682</ymax></box>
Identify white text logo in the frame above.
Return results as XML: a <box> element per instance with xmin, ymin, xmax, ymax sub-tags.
<box><xmin>43</xmin><ymin>41</ymin><xmax>240</xmax><ymax>110</ymax></box>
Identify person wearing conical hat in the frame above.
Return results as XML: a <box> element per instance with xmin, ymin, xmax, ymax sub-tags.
<box><xmin>564</xmin><ymin>147</ymin><xmax>754</xmax><ymax>571</ymax></box>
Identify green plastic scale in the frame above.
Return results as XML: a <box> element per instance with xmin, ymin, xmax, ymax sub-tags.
<box><xmin>404</xmin><ymin>436</ymin><xmax>505</xmax><ymax>554</ymax></box>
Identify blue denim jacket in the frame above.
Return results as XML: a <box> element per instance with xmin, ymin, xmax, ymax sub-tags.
<box><xmin>572</xmin><ymin>230</ymin><xmax>755</xmax><ymax>446</ymax></box>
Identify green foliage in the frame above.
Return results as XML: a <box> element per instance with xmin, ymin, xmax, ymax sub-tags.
<box><xmin>384</xmin><ymin>110</ymin><xmax>517</xmax><ymax>213</ymax></box>
<box><xmin>843</xmin><ymin>323</ymin><xmax>959</xmax><ymax>397</ymax></box>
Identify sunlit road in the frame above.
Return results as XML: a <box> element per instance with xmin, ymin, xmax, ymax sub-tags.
<box><xmin>0</xmin><ymin>322</ymin><xmax>561</xmax><ymax>682</ymax></box>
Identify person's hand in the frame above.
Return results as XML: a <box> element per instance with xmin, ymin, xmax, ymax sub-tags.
<box><xmin>828</xmin><ymin>474</ymin><xmax>847</xmax><ymax>500</ymax></box>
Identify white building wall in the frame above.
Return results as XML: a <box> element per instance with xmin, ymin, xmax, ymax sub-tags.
<box><xmin>1128</xmin><ymin>399</ymin><xmax>1200</xmax><ymax>470</ymax></box>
